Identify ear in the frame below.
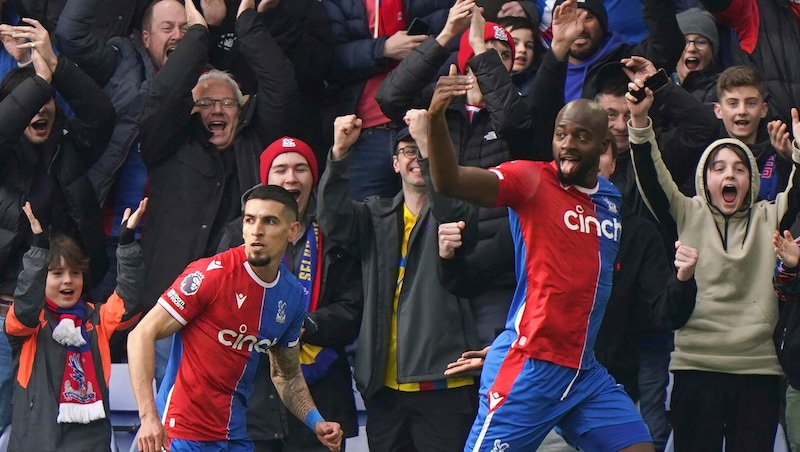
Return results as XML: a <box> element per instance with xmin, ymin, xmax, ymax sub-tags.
<box><xmin>759</xmin><ymin>101</ymin><xmax>768</xmax><ymax>119</ymax></box>
<box><xmin>392</xmin><ymin>154</ymin><xmax>400</xmax><ymax>174</ymax></box>
<box><xmin>714</xmin><ymin>102</ymin><xmax>723</xmax><ymax>120</ymax></box>
<box><xmin>610</xmin><ymin>158</ymin><xmax>617</xmax><ymax>175</ymax></box>
<box><xmin>141</xmin><ymin>30</ymin><xmax>151</xmax><ymax>48</ymax></box>
<box><xmin>288</xmin><ymin>220</ymin><xmax>302</xmax><ymax>243</ymax></box>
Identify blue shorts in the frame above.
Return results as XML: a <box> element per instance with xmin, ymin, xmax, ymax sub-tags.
<box><xmin>464</xmin><ymin>330</ymin><xmax>651</xmax><ymax>452</ymax></box>
<box><xmin>170</xmin><ymin>438</ymin><xmax>253</xmax><ymax>452</ymax></box>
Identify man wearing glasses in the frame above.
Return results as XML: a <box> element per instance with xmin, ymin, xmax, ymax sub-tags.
<box><xmin>138</xmin><ymin>0</ymin><xmax>298</xmax><ymax>374</ymax></box>
<box><xmin>317</xmin><ymin>113</ymin><xmax>480</xmax><ymax>451</ymax></box>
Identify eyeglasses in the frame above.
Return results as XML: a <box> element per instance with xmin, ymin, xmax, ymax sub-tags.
<box><xmin>684</xmin><ymin>38</ymin><xmax>710</xmax><ymax>50</ymax></box>
<box><xmin>194</xmin><ymin>97</ymin><xmax>239</xmax><ymax>109</ymax></box>
<box><xmin>396</xmin><ymin>146</ymin><xmax>419</xmax><ymax>159</ymax></box>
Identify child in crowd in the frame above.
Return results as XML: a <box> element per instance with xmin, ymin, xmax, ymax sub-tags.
<box><xmin>497</xmin><ymin>16</ymin><xmax>542</xmax><ymax>96</ymax></box>
<box><xmin>715</xmin><ymin>66</ymin><xmax>790</xmax><ymax>201</ymax></box>
<box><xmin>4</xmin><ymin>199</ymin><xmax>146</xmax><ymax>452</ymax></box>
<box><xmin>628</xmin><ymin>75</ymin><xmax>800</xmax><ymax>451</ymax></box>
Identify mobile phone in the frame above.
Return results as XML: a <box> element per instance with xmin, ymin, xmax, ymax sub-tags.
<box><xmin>629</xmin><ymin>68</ymin><xmax>669</xmax><ymax>104</ymax></box>
<box><xmin>407</xmin><ymin>17</ymin><xmax>431</xmax><ymax>36</ymax></box>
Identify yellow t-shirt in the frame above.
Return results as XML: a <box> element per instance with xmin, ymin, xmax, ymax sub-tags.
<box><xmin>384</xmin><ymin>205</ymin><xmax>474</xmax><ymax>391</ymax></box>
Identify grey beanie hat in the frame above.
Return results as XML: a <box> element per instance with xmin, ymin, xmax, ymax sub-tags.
<box><xmin>677</xmin><ymin>8</ymin><xmax>719</xmax><ymax>57</ymax></box>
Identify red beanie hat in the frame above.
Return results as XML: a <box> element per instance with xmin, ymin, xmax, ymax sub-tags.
<box><xmin>457</xmin><ymin>22</ymin><xmax>515</xmax><ymax>74</ymax></box>
<box><xmin>259</xmin><ymin>137</ymin><xmax>319</xmax><ymax>185</ymax></box>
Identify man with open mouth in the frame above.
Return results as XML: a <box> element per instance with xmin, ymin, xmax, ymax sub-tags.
<box><xmin>53</xmin><ymin>0</ymin><xmax>189</xmax><ymax>318</ymax></box>
<box><xmin>0</xmin><ymin>15</ymin><xmax>117</xmax><ymax>447</ymax></box>
<box><xmin>424</xmin><ymin>51</ymin><xmax>653</xmax><ymax>448</ymax></box>
<box><xmin>136</xmin><ymin>0</ymin><xmax>299</xmax><ymax>388</ymax></box>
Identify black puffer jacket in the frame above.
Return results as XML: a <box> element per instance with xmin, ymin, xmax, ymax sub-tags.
<box><xmin>139</xmin><ymin>13</ymin><xmax>298</xmax><ymax>310</ymax></box>
<box><xmin>0</xmin><ymin>57</ymin><xmax>115</xmax><ymax>295</ymax></box>
<box><xmin>55</xmin><ymin>0</ymin><xmax>161</xmax><ymax>204</ymax></box>
<box><xmin>679</xmin><ymin>68</ymin><xmax>719</xmax><ymax>105</ymax></box>
<box><xmin>205</xmin><ymin>0</ymin><xmax>333</xmax><ymax>161</ymax></box>
<box><xmin>9</xmin><ymin>0</ymin><xmax>149</xmax><ymax>37</ymax></box>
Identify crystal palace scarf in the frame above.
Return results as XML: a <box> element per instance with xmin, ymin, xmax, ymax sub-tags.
<box><xmin>46</xmin><ymin>298</ymin><xmax>105</xmax><ymax>424</ymax></box>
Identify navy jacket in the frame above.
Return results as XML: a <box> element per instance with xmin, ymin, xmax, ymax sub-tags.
<box><xmin>321</xmin><ymin>0</ymin><xmax>453</xmax><ymax>112</ymax></box>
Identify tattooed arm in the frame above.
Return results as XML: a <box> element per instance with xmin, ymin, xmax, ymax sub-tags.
<box><xmin>268</xmin><ymin>345</ymin><xmax>344</xmax><ymax>450</ymax></box>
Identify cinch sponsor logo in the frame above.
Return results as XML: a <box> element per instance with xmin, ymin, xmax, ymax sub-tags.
<box><xmin>563</xmin><ymin>204</ymin><xmax>621</xmax><ymax>241</ymax></box>
<box><xmin>217</xmin><ymin>324</ymin><xmax>277</xmax><ymax>353</ymax></box>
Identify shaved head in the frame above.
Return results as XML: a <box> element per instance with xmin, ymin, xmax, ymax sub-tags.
<box><xmin>556</xmin><ymin>99</ymin><xmax>609</xmax><ymax>138</ymax></box>
<box><xmin>552</xmin><ymin>99</ymin><xmax>611</xmax><ymax>187</ymax></box>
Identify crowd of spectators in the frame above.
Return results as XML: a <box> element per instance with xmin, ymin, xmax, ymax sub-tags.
<box><xmin>1</xmin><ymin>0</ymin><xmax>800</xmax><ymax>450</ymax></box>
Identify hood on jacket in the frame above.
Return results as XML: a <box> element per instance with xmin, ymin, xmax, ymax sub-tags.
<box><xmin>565</xmin><ymin>31</ymin><xmax>628</xmax><ymax>102</ymax></box>
<box><xmin>694</xmin><ymin>137</ymin><xmax>760</xmax><ymax>213</ymax></box>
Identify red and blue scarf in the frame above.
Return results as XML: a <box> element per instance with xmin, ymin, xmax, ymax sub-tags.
<box><xmin>46</xmin><ymin>298</ymin><xmax>105</xmax><ymax>424</ymax></box>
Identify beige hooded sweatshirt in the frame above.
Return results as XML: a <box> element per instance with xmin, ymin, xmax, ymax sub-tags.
<box><xmin>629</xmin><ymin>119</ymin><xmax>800</xmax><ymax>375</ymax></box>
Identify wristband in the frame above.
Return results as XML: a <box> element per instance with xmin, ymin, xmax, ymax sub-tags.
<box><xmin>32</xmin><ymin>232</ymin><xmax>49</xmax><ymax>249</ymax></box>
<box><xmin>304</xmin><ymin>408</ymin><xmax>325</xmax><ymax>430</ymax></box>
<box><xmin>118</xmin><ymin>219</ymin><xmax>135</xmax><ymax>245</ymax></box>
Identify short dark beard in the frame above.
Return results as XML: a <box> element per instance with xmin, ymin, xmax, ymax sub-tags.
<box><xmin>247</xmin><ymin>254</ymin><xmax>271</xmax><ymax>268</ymax></box>
<box><xmin>557</xmin><ymin>156</ymin><xmax>600</xmax><ymax>187</ymax></box>
<box><xmin>569</xmin><ymin>39</ymin><xmax>602</xmax><ymax>62</ymax></box>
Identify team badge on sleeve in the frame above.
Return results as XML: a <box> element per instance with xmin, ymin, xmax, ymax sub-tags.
<box><xmin>276</xmin><ymin>300</ymin><xmax>286</xmax><ymax>324</ymax></box>
<box><xmin>180</xmin><ymin>271</ymin><xmax>205</xmax><ymax>296</ymax></box>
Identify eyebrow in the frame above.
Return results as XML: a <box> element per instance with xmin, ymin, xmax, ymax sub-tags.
<box><xmin>244</xmin><ymin>213</ymin><xmax>281</xmax><ymax>220</ymax></box>
<box><xmin>272</xmin><ymin>163</ymin><xmax>309</xmax><ymax>169</ymax></box>
<box><xmin>556</xmin><ymin>124</ymin><xmax>592</xmax><ymax>134</ymax></box>
<box><xmin>712</xmin><ymin>158</ymin><xmax>747</xmax><ymax>165</ymax></box>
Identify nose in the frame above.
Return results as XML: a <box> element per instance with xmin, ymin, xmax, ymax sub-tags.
<box><xmin>736</xmin><ymin>102</ymin><xmax>748</xmax><ymax>115</ymax></box>
<box><xmin>723</xmin><ymin>167</ymin><xmax>737</xmax><ymax>179</ymax></box>
<box><xmin>612</xmin><ymin>116</ymin><xmax>626</xmax><ymax>131</ymax></box>
<box><xmin>250</xmin><ymin>222</ymin><xmax>264</xmax><ymax>236</ymax></box>
<box><xmin>561</xmin><ymin>134</ymin><xmax>575</xmax><ymax>150</ymax></box>
<box><xmin>172</xmin><ymin>27</ymin><xmax>183</xmax><ymax>42</ymax></box>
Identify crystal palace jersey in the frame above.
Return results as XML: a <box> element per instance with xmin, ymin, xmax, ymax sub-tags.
<box><xmin>489</xmin><ymin>160</ymin><xmax>622</xmax><ymax>369</ymax></box>
<box><xmin>155</xmin><ymin>246</ymin><xmax>305</xmax><ymax>441</ymax></box>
